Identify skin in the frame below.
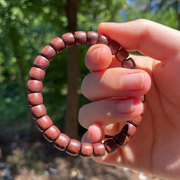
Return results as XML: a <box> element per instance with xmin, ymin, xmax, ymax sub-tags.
<box><xmin>78</xmin><ymin>19</ymin><xmax>180</xmax><ymax>180</ymax></box>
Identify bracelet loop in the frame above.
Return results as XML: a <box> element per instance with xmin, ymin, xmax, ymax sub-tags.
<box><xmin>27</xmin><ymin>31</ymin><xmax>145</xmax><ymax>157</ymax></box>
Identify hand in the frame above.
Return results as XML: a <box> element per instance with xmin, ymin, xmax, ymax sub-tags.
<box><xmin>78</xmin><ymin>19</ymin><xmax>180</xmax><ymax>180</ymax></box>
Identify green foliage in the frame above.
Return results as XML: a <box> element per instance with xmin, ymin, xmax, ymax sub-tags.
<box><xmin>0</xmin><ymin>80</ymin><xmax>27</xmax><ymax>124</ymax></box>
<box><xmin>124</xmin><ymin>0</ymin><xmax>179</xmax><ymax>29</ymax></box>
<box><xmin>0</xmin><ymin>0</ymin><xmax>124</xmax><ymax>127</ymax></box>
<box><xmin>0</xmin><ymin>0</ymin><xmax>179</xmax><ymax>128</ymax></box>
<box><xmin>78</xmin><ymin>0</ymin><xmax>125</xmax><ymax>30</ymax></box>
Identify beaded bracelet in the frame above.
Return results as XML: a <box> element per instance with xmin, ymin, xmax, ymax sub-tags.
<box><xmin>27</xmin><ymin>31</ymin><xmax>145</xmax><ymax>157</ymax></box>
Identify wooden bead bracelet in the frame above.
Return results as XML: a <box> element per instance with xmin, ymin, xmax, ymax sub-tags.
<box><xmin>27</xmin><ymin>31</ymin><xmax>146</xmax><ymax>157</ymax></box>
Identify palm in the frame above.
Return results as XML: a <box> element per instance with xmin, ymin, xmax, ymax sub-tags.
<box><xmin>81</xmin><ymin>20</ymin><xmax>180</xmax><ymax>179</ymax></box>
<box><xmin>124</xmin><ymin>56</ymin><xmax>180</xmax><ymax>178</ymax></box>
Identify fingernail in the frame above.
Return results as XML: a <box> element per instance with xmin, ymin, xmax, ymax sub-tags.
<box><xmin>82</xmin><ymin>124</ymin><xmax>104</xmax><ymax>143</ymax></box>
<box><xmin>122</xmin><ymin>73</ymin><xmax>144</xmax><ymax>90</ymax></box>
<box><xmin>115</xmin><ymin>99</ymin><xmax>134</xmax><ymax>114</ymax></box>
<box><xmin>91</xmin><ymin>48</ymin><xmax>101</xmax><ymax>64</ymax></box>
<box><xmin>99</xmin><ymin>23</ymin><xmax>106</xmax><ymax>28</ymax></box>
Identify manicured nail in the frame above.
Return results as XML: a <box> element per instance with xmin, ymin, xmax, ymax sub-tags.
<box><xmin>115</xmin><ymin>99</ymin><xmax>134</xmax><ymax>114</ymax></box>
<box><xmin>122</xmin><ymin>73</ymin><xmax>144</xmax><ymax>90</ymax></box>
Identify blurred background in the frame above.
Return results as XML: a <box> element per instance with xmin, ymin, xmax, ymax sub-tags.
<box><xmin>0</xmin><ymin>0</ymin><xmax>179</xmax><ymax>179</ymax></box>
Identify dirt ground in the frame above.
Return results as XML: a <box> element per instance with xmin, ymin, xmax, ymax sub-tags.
<box><xmin>0</xmin><ymin>128</ymin><xmax>163</xmax><ymax>180</ymax></box>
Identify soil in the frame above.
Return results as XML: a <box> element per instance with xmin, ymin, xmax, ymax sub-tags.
<box><xmin>0</xmin><ymin>127</ymin><xmax>163</xmax><ymax>180</ymax></box>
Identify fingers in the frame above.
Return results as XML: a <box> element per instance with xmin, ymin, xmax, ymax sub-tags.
<box><xmin>85</xmin><ymin>43</ymin><xmax>154</xmax><ymax>72</ymax></box>
<box><xmin>98</xmin><ymin>19</ymin><xmax>180</xmax><ymax>64</ymax></box>
<box><xmin>79</xmin><ymin>98</ymin><xmax>143</xmax><ymax>129</ymax></box>
<box><xmin>85</xmin><ymin>44</ymin><xmax>112</xmax><ymax>72</ymax></box>
<box><xmin>81</xmin><ymin>123</ymin><xmax>105</xmax><ymax>143</ymax></box>
<box><xmin>81</xmin><ymin>68</ymin><xmax>151</xmax><ymax>101</ymax></box>
<box><xmin>83</xmin><ymin>44</ymin><xmax>151</xmax><ymax>101</ymax></box>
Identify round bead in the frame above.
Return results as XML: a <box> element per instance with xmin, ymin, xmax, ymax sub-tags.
<box><xmin>115</xmin><ymin>48</ymin><xmax>129</xmax><ymax>62</ymax></box>
<box><xmin>29</xmin><ymin>67</ymin><xmax>45</xmax><ymax>81</ymax></box>
<box><xmin>98</xmin><ymin>35</ymin><xmax>109</xmax><ymax>45</ymax></box>
<box><xmin>44</xmin><ymin>125</ymin><xmax>60</xmax><ymax>142</ymax></box>
<box><xmin>128</xmin><ymin>116</ymin><xmax>142</xmax><ymax>127</ymax></box>
<box><xmin>113</xmin><ymin>131</ymin><xmax>129</xmax><ymax>147</ymax></box>
<box><xmin>121</xmin><ymin>57</ymin><xmax>136</xmax><ymax>69</ymax></box>
<box><xmin>41</xmin><ymin>45</ymin><xmax>56</xmax><ymax>61</ymax></box>
<box><xmin>66</xmin><ymin>139</ymin><xmax>81</xmax><ymax>156</ymax></box>
<box><xmin>27</xmin><ymin>93</ymin><xmax>43</xmax><ymax>106</ymax></box>
<box><xmin>80</xmin><ymin>143</ymin><xmax>93</xmax><ymax>157</ymax></box>
<box><xmin>87</xmin><ymin>31</ymin><xmax>98</xmax><ymax>46</ymax></box>
<box><xmin>31</xmin><ymin>104</ymin><xmax>47</xmax><ymax>119</ymax></box>
<box><xmin>108</xmin><ymin>40</ymin><xmax>120</xmax><ymax>55</ymax></box>
<box><xmin>27</xmin><ymin>32</ymin><xmax>144</xmax><ymax>157</ymax></box>
<box><xmin>61</xmin><ymin>33</ymin><xmax>75</xmax><ymax>47</ymax></box>
<box><xmin>93</xmin><ymin>142</ymin><xmax>106</xmax><ymax>157</ymax></box>
<box><xmin>27</xmin><ymin>80</ymin><xmax>43</xmax><ymax>93</ymax></box>
<box><xmin>74</xmin><ymin>31</ymin><xmax>87</xmax><ymax>45</ymax></box>
<box><xmin>36</xmin><ymin>115</ymin><xmax>53</xmax><ymax>132</ymax></box>
<box><xmin>54</xmin><ymin>133</ymin><xmax>70</xmax><ymax>151</ymax></box>
<box><xmin>50</xmin><ymin>37</ymin><xmax>65</xmax><ymax>53</ymax></box>
<box><xmin>33</xmin><ymin>55</ymin><xmax>50</xmax><ymax>71</ymax></box>
<box><xmin>103</xmin><ymin>138</ymin><xmax>118</xmax><ymax>154</ymax></box>
<box><xmin>121</xmin><ymin>123</ymin><xmax>137</xmax><ymax>137</ymax></box>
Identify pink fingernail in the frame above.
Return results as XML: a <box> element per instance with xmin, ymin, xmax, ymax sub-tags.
<box><xmin>91</xmin><ymin>48</ymin><xmax>101</xmax><ymax>64</ymax></box>
<box><xmin>115</xmin><ymin>99</ymin><xmax>134</xmax><ymax>114</ymax></box>
<box><xmin>122</xmin><ymin>73</ymin><xmax>144</xmax><ymax>90</ymax></box>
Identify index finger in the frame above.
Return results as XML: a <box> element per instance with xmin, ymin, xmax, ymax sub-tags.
<box><xmin>98</xmin><ymin>19</ymin><xmax>180</xmax><ymax>64</ymax></box>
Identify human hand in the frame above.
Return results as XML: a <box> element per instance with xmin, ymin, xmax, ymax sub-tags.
<box><xmin>79</xmin><ymin>19</ymin><xmax>180</xmax><ymax>180</ymax></box>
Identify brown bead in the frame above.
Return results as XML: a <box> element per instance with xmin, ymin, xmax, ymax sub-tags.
<box><xmin>113</xmin><ymin>131</ymin><xmax>129</xmax><ymax>147</ymax></box>
<box><xmin>41</xmin><ymin>45</ymin><xmax>56</xmax><ymax>61</ymax></box>
<box><xmin>80</xmin><ymin>143</ymin><xmax>93</xmax><ymax>157</ymax></box>
<box><xmin>36</xmin><ymin>115</ymin><xmax>53</xmax><ymax>132</ymax></box>
<box><xmin>103</xmin><ymin>138</ymin><xmax>118</xmax><ymax>154</ymax></box>
<box><xmin>74</xmin><ymin>31</ymin><xmax>87</xmax><ymax>45</ymax></box>
<box><xmin>128</xmin><ymin>116</ymin><xmax>142</xmax><ymax>127</ymax></box>
<box><xmin>61</xmin><ymin>33</ymin><xmax>75</xmax><ymax>47</ymax></box>
<box><xmin>29</xmin><ymin>67</ymin><xmax>45</xmax><ymax>81</ymax></box>
<box><xmin>27</xmin><ymin>80</ymin><xmax>43</xmax><ymax>93</ymax></box>
<box><xmin>93</xmin><ymin>142</ymin><xmax>106</xmax><ymax>157</ymax></box>
<box><xmin>44</xmin><ymin>125</ymin><xmax>60</xmax><ymax>142</ymax></box>
<box><xmin>31</xmin><ymin>104</ymin><xmax>47</xmax><ymax>119</ymax></box>
<box><xmin>54</xmin><ymin>133</ymin><xmax>70</xmax><ymax>151</ymax></box>
<box><xmin>27</xmin><ymin>93</ymin><xmax>43</xmax><ymax>106</ymax></box>
<box><xmin>87</xmin><ymin>31</ymin><xmax>98</xmax><ymax>46</ymax></box>
<box><xmin>143</xmin><ymin>95</ymin><xmax>146</xmax><ymax>103</ymax></box>
<box><xmin>33</xmin><ymin>55</ymin><xmax>50</xmax><ymax>71</ymax></box>
<box><xmin>50</xmin><ymin>37</ymin><xmax>65</xmax><ymax>53</ymax></box>
<box><xmin>108</xmin><ymin>40</ymin><xmax>120</xmax><ymax>55</ymax></box>
<box><xmin>66</xmin><ymin>139</ymin><xmax>81</xmax><ymax>156</ymax></box>
<box><xmin>98</xmin><ymin>35</ymin><xmax>109</xmax><ymax>45</ymax></box>
<box><xmin>121</xmin><ymin>57</ymin><xmax>136</xmax><ymax>69</ymax></box>
<box><xmin>115</xmin><ymin>48</ymin><xmax>129</xmax><ymax>62</ymax></box>
<box><xmin>139</xmin><ymin>95</ymin><xmax>146</xmax><ymax>103</ymax></box>
<box><xmin>121</xmin><ymin>123</ymin><xmax>137</xmax><ymax>137</ymax></box>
